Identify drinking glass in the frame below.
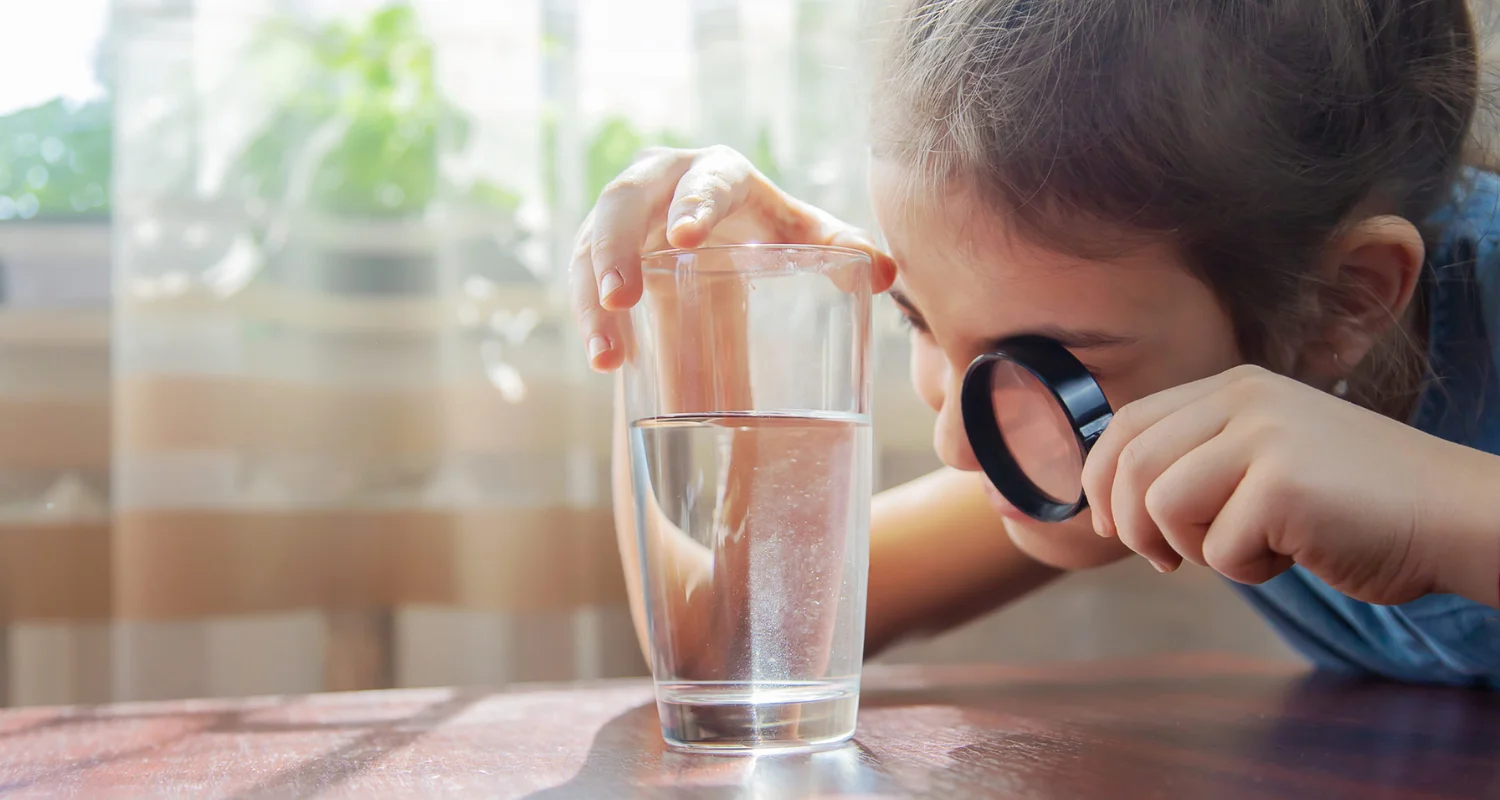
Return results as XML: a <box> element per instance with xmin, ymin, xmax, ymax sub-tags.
<box><xmin>624</xmin><ymin>244</ymin><xmax>873</xmax><ymax>753</ymax></box>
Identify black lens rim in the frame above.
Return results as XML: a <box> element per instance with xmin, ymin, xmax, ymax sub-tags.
<box><xmin>960</xmin><ymin>335</ymin><xmax>1114</xmax><ymax>523</ymax></box>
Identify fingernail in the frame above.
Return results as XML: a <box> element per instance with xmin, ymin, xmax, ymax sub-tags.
<box><xmin>1150</xmin><ymin>559</ymin><xmax>1175</xmax><ymax>574</ymax></box>
<box><xmin>599</xmin><ymin>271</ymin><xmax>624</xmax><ymax>302</ymax></box>
<box><xmin>587</xmin><ymin>334</ymin><xmax>610</xmax><ymax>363</ymax></box>
<box><xmin>670</xmin><ymin>210</ymin><xmax>700</xmax><ymax>231</ymax></box>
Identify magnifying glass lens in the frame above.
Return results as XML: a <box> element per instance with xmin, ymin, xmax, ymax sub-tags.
<box><xmin>961</xmin><ymin>336</ymin><xmax>1113</xmax><ymax>523</ymax></box>
<box><xmin>988</xmin><ymin>360</ymin><xmax>1084</xmax><ymax>503</ymax></box>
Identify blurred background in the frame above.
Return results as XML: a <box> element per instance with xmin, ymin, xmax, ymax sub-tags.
<box><xmin>27</xmin><ymin>0</ymin><xmax>1476</xmax><ymax>708</ymax></box>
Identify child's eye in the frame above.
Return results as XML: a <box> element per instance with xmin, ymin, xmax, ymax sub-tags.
<box><xmin>898</xmin><ymin>312</ymin><xmax>930</xmax><ymax>335</ymax></box>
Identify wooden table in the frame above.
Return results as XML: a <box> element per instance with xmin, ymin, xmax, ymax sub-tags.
<box><xmin>1</xmin><ymin>654</ymin><xmax>1495</xmax><ymax>799</ymax></box>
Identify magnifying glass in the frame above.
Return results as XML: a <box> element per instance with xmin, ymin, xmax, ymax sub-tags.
<box><xmin>960</xmin><ymin>336</ymin><xmax>1114</xmax><ymax>523</ymax></box>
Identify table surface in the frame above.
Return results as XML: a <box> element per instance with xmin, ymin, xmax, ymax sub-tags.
<box><xmin>0</xmin><ymin>654</ymin><xmax>1496</xmax><ymax>799</ymax></box>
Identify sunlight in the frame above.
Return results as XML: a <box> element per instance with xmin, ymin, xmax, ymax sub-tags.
<box><xmin>0</xmin><ymin>0</ymin><xmax>111</xmax><ymax>116</ymax></box>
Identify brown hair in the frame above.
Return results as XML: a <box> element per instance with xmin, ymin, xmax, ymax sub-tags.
<box><xmin>873</xmin><ymin>0</ymin><xmax>1483</xmax><ymax>415</ymax></box>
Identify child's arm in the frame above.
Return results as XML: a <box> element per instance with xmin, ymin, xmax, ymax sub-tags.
<box><xmin>864</xmin><ymin>468</ymin><xmax>1070</xmax><ymax>654</ymax></box>
<box><xmin>1427</xmin><ymin>448</ymin><xmax>1500</xmax><ymax>609</ymax></box>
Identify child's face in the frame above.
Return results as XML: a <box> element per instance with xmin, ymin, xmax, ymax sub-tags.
<box><xmin>869</xmin><ymin>160</ymin><xmax>1243</xmax><ymax>518</ymax></box>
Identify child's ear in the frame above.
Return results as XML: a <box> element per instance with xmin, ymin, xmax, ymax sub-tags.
<box><xmin>1316</xmin><ymin>215</ymin><xmax>1426</xmax><ymax>371</ymax></box>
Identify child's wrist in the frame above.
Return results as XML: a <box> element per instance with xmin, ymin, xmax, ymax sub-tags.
<box><xmin>1429</xmin><ymin>451</ymin><xmax>1500</xmax><ymax>608</ymax></box>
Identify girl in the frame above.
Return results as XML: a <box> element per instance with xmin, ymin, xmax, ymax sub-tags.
<box><xmin>571</xmin><ymin>0</ymin><xmax>1500</xmax><ymax>686</ymax></box>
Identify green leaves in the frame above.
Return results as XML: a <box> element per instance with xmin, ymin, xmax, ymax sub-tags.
<box><xmin>234</xmin><ymin>3</ymin><xmax>474</xmax><ymax>219</ymax></box>
<box><xmin>584</xmin><ymin>116</ymin><xmax>690</xmax><ymax>204</ymax></box>
<box><xmin>749</xmin><ymin>125</ymin><xmax>782</xmax><ymax>188</ymax></box>
<box><xmin>0</xmin><ymin>3</ymin><xmax>790</xmax><ymax>229</ymax></box>
<box><xmin>0</xmin><ymin>98</ymin><xmax>112</xmax><ymax>220</ymax></box>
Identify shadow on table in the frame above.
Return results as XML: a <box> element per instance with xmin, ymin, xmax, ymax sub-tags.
<box><xmin>227</xmin><ymin>689</ymin><xmax>488</xmax><ymax>800</ymax></box>
<box><xmin>1244</xmin><ymin>672</ymin><xmax>1500</xmax><ymax>798</ymax></box>
<box><xmin>0</xmin><ymin>689</ymin><xmax>491</xmax><ymax>799</ymax></box>
<box><xmin>524</xmin><ymin>701</ymin><xmax>905</xmax><ymax>800</ymax></box>
<box><xmin>856</xmin><ymin>671</ymin><xmax>1500</xmax><ymax>800</ymax></box>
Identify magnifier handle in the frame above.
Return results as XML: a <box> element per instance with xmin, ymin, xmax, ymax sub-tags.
<box><xmin>1080</xmin><ymin>412</ymin><xmax>1113</xmax><ymax>454</ymax></box>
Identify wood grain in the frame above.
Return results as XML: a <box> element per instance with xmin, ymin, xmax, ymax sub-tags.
<box><xmin>0</xmin><ymin>654</ymin><xmax>1495</xmax><ymax>799</ymax></box>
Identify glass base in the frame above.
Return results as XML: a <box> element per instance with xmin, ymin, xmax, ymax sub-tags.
<box><xmin>655</xmin><ymin>679</ymin><xmax>859</xmax><ymax>754</ymax></box>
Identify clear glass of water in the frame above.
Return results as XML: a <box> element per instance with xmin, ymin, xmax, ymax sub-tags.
<box><xmin>624</xmin><ymin>244</ymin><xmax>873</xmax><ymax>753</ymax></box>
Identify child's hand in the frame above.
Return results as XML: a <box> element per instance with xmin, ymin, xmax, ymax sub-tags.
<box><xmin>569</xmin><ymin>145</ymin><xmax>895</xmax><ymax>372</ymax></box>
<box><xmin>1081</xmin><ymin>364</ymin><xmax>1500</xmax><ymax>607</ymax></box>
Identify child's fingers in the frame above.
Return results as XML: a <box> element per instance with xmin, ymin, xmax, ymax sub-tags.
<box><xmin>822</xmin><ymin>218</ymin><xmax>898</xmax><ymax>294</ymax></box>
<box><xmin>1144</xmin><ymin>432</ymin><xmax>1246</xmax><ymax>569</ymax></box>
<box><xmin>590</xmin><ymin>149</ymin><xmax>696</xmax><ymax>312</ymax></box>
<box><xmin>1082</xmin><ymin>370</ymin><xmax>1236</xmax><ymax>538</ymax></box>
<box><xmin>570</xmin><ymin>227</ymin><xmax>629</xmax><ymax>372</ymax></box>
<box><xmin>1092</xmin><ymin>387</ymin><xmax>1236</xmax><ymax>572</ymax></box>
<box><xmin>665</xmin><ymin>146</ymin><xmax>759</xmax><ymax>250</ymax></box>
<box><xmin>1201</xmin><ymin>472</ymin><xmax>1297</xmax><ymax>586</ymax></box>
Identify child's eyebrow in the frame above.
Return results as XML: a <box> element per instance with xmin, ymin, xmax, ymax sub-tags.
<box><xmin>992</xmin><ymin>326</ymin><xmax>1136</xmax><ymax>351</ymax></box>
<box><xmin>887</xmin><ymin>289</ymin><xmax>1135</xmax><ymax>351</ymax></box>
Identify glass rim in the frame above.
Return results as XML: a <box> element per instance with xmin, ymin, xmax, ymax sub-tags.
<box><xmin>640</xmin><ymin>243</ymin><xmax>872</xmax><ymax>272</ymax></box>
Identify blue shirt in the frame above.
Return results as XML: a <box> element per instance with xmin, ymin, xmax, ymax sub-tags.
<box><xmin>1231</xmin><ymin>169</ymin><xmax>1500</xmax><ymax>688</ymax></box>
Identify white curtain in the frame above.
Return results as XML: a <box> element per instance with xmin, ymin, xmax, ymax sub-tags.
<box><xmin>0</xmin><ymin>0</ymin><xmax>934</xmax><ymax>705</ymax></box>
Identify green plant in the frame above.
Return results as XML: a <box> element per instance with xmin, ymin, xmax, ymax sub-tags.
<box><xmin>748</xmin><ymin>125</ymin><xmax>782</xmax><ymax>188</ymax></box>
<box><xmin>0</xmin><ymin>98</ymin><xmax>112</xmax><ymax>220</ymax></box>
<box><xmin>236</xmin><ymin>4</ymin><xmax>517</xmax><ymax>219</ymax></box>
<box><xmin>583</xmin><ymin>116</ymin><xmax>688</xmax><ymax>204</ymax></box>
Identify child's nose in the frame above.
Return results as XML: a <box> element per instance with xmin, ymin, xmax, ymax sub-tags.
<box><xmin>933</xmin><ymin>387</ymin><xmax>983</xmax><ymax>472</ymax></box>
